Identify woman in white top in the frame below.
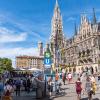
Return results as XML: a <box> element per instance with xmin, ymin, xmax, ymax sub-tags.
<box><xmin>85</xmin><ymin>76</ymin><xmax>93</xmax><ymax>100</ymax></box>
<box><xmin>67</xmin><ymin>73</ymin><xmax>72</xmax><ymax>83</ymax></box>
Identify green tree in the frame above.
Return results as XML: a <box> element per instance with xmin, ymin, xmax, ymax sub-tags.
<box><xmin>0</xmin><ymin>58</ymin><xmax>13</xmax><ymax>73</ymax></box>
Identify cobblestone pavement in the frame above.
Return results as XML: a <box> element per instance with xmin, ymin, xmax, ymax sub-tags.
<box><xmin>12</xmin><ymin>95</ymin><xmax>49</xmax><ymax>100</ymax></box>
<box><xmin>7</xmin><ymin>76</ymin><xmax>100</xmax><ymax>100</ymax></box>
<box><xmin>52</xmin><ymin>76</ymin><xmax>100</xmax><ymax>100</ymax></box>
<box><xmin>52</xmin><ymin>83</ymin><xmax>100</xmax><ymax>100</ymax></box>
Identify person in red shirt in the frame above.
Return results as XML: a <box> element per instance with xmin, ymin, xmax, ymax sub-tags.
<box><xmin>76</xmin><ymin>78</ymin><xmax>82</xmax><ymax>100</ymax></box>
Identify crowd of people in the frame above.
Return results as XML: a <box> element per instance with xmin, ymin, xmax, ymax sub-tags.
<box><xmin>75</xmin><ymin>74</ymin><xmax>97</xmax><ymax>100</ymax></box>
<box><xmin>48</xmin><ymin>69</ymin><xmax>98</xmax><ymax>100</ymax></box>
<box><xmin>0</xmin><ymin>73</ymin><xmax>45</xmax><ymax>100</ymax></box>
<box><xmin>0</xmin><ymin>77</ymin><xmax>33</xmax><ymax>99</ymax></box>
<box><xmin>0</xmin><ymin>69</ymin><xmax>99</xmax><ymax>100</ymax></box>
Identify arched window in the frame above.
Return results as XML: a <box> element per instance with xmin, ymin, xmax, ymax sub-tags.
<box><xmin>73</xmin><ymin>67</ymin><xmax>76</xmax><ymax>72</ymax></box>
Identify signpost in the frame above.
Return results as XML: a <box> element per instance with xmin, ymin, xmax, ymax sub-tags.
<box><xmin>44</xmin><ymin>48</ymin><xmax>52</xmax><ymax>97</ymax></box>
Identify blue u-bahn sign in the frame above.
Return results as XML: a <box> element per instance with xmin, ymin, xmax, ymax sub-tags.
<box><xmin>44</xmin><ymin>50</ymin><xmax>52</xmax><ymax>68</ymax></box>
<box><xmin>44</xmin><ymin>58</ymin><xmax>52</xmax><ymax>65</ymax></box>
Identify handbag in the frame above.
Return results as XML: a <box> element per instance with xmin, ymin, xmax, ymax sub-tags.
<box><xmin>90</xmin><ymin>88</ymin><xmax>94</xmax><ymax>95</ymax></box>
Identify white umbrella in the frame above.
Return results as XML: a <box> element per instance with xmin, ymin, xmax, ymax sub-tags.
<box><xmin>20</xmin><ymin>68</ymin><xmax>26</xmax><ymax>71</ymax></box>
<box><xmin>29</xmin><ymin>68</ymin><xmax>42</xmax><ymax>71</ymax></box>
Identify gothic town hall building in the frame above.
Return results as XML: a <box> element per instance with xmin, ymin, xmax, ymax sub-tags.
<box><xmin>49</xmin><ymin>0</ymin><xmax>100</xmax><ymax>73</ymax></box>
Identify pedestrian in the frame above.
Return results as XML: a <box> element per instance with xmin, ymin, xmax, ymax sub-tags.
<box><xmin>85</xmin><ymin>76</ymin><xmax>93</xmax><ymax>100</ymax></box>
<box><xmin>15</xmin><ymin>78</ymin><xmax>21</xmax><ymax>96</ymax></box>
<box><xmin>48</xmin><ymin>77</ymin><xmax>53</xmax><ymax>96</ymax></box>
<box><xmin>80</xmin><ymin>73</ymin><xmax>84</xmax><ymax>82</ymax></box>
<box><xmin>2</xmin><ymin>80</ymin><xmax>14</xmax><ymax>100</ymax></box>
<box><xmin>26</xmin><ymin>78</ymin><xmax>31</xmax><ymax>93</ymax></box>
<box><xmin>0</xmin><ymin>79</ymin><xmax>4</xmax><ymax>99</ymax></box>
<box><xmin>23</xmin><ymin>79</ymin><xmax>27</xmax><ymax>91</ymax></box>
<box><xmin>92</xmin><ymin>81</ymin><xmax>96</xmax><ymax>95</ymax></box>
<box><xmin>55</xmin><ymin>72</ymin><xmax>59</xmax><ymax>94</ymax></box>
<box><xmin>62</xmin><ymin>73</ymin><xmax>66</xmax><ymax>85</ymax></box>
<box><xmin>75</xmin><ymin>78</ymin><xmax>82</xmax><ymax>100</ymax></box>
<box><xmin>90</xmin><ymin>75</ymin><xmax>95</xmax><ymax>83</ymax></box>
<box><xmin>90</xmin><ymin>75</ymin><xmax>97</xmax><ymax>95</ymax></box>
<box><xmin>67</xmin><ymin>73</ymin><xmax>72</xmax><ymax>83</ymax></box>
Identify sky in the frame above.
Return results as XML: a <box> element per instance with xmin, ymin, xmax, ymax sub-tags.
<box><xmin>0</xmin><ymin>0</ymin><xmax>100</xmax><ymax>67</ymax></box>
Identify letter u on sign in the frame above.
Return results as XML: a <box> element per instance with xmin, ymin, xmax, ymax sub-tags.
<box><xmin>46</xmin><ymin>59</ymin><xmax>50</xmax><ymax>64</ymax></box>
<box><xmin>44</xmin><ymin>58</ymin><xmax>51</xmax><ymax>65</ymax></box>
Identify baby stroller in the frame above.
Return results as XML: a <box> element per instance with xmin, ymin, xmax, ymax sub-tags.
<box><xmin>56</xmin><ymin>81</ymin><xmax>62</xmax><ymax>94</ymax></box>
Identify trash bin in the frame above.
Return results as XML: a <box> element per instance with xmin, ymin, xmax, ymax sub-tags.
<box><xmin>35</xmin><ymin>78</ymin><xmax>45</xmax><ymax>99</ymax></box>
<box><xmin>36</xmin><ymin>88</ymin><xmax>42</xmax><ymax>99</ymax></box>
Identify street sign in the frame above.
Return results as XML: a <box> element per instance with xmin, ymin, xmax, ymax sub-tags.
<box><xmin>44</xmin><ymin>48</ymin><xmax>52</xmax><ymax>68</ymax></box>
<box><xmin>44</xmin><ymin>58</ymin><xmax>52</xmax><ymax>69</ymax></box>
<box><xmin>45</xmin><ymin>52</ymin><xmax>51</xmax><ymax>58</ymax></box>
<box><xmin>44</xmin><ymin>51</ymin><xmax>51</xmax><ymax>58</ymax></box>
<box><xmin>44</xmin><ymin>58</ymin><xmax>51</xmax><ymax>65</ymax></box>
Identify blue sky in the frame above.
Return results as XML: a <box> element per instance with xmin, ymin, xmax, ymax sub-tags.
<box><xmin>0</xmin><ymin>0</ymin><xmax>100</xmax><ymax>66</ymax></box>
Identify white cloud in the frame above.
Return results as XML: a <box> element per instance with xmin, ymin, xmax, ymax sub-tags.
<box><xmin>0</xmin><ymin>27</ymin><xmax>27</xmax><ymax>43</ymax></box>
<box><xmin>0</xmin><ymin>12</ymin><xmax>47</xmax><ymax>43</ymax></box>
<box><xmin>0</xmin><ymin>47</ymin><xmax>39</xmax><ymax>67</ymax></box>
<box><xmin>66</xmin><ymin>17</ymin><xmax>76</xmax><ymax>22</ymax></box>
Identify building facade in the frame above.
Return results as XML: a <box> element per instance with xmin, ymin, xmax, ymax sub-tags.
<box><xmin>16</xmin><ymin>56</ymin><xmax>44</xmax><ymax>70</ymax></box>
<box><xmin>65</xmin><ymin>13</ymin><xmax>100</xmax><ymax>73</ymax></box>
<box><xmin>50</xmin><ymin>0</ymin><xmax>100</xmax><ymax>73</ymax></box>
<box><xmin>16</xmin><ymin>0</ymin><xmax>100</xmax><ymax>73</ymax></box>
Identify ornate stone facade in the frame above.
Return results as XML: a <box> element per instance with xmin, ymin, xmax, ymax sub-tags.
<box><xmin>50</xmin><ymin>0</ymin><xmax>100</xmax><ymax>73</ymax></box>
<box><xmin>65</xmin><ymin>13</ymin><xmax>100</xmax><ymax>73</ymax></box>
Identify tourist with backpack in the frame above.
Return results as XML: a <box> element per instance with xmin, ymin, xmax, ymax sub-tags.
<box><xmin>75</xmin><ymin>78</ymin><xmax>82</xmax><ymax>100</ymax></box>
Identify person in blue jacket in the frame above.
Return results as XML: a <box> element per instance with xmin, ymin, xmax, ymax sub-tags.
<box><xmin>0</xmin><ymin>79</ymin><xmax>4</xmax><ymax>98</ymax></box>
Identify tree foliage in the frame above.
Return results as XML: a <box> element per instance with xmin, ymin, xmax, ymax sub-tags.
<box><xmin>0</xmin><ymin>58</ymin><xmax>13</xmax><ymax>73</ymax></box>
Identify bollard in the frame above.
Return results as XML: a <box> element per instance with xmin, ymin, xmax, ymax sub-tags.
<box><xmin>44</xmin><ymin>75</ymin><xmax>47</xmax><ymax>97</ymax></box>
<box><xmin>49</xmin><ymin>82</ymin><xmax>52</xmax><ymax>96</ymax></box>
